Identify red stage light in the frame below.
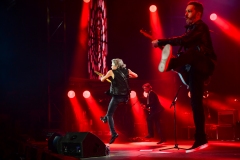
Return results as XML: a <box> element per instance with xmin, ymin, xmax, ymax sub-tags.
<box><xmin>83</xmin><ymin>0</ymin><xmax>90</xmax><ymax>3</ymax></box>
<box><xmin>210</xmin><ymin>13</ymin><xmax>217</xmax><ymax>21</ymax></box>
<box><xmin>83</xmin><ymin>90</ymin><xmax>91</xmax><ymax>98</ymax></box>
<box><xmin>68</xmin><ymin>90</ymin><xmax>75</xmax><ymax>98</ymax></box>
<box><xmin>130</xmin><ymin>91</ymin><xmax>136</xmax><ymax>98</ymax></box>
<box><xmin>149</xmin><ymin>5</ymin><xmax>157</xmax><ymax>12</ymax></box>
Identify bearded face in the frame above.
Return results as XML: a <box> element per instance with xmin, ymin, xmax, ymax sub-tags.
<box><xmin>185</xmin><ymin>5</ymin><xmax>199</xmax><ymax>25</ymax></box>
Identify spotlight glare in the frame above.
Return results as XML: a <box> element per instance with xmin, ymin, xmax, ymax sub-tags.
<box><xmin>149</xmin><ymin>5</ymin><xmax>157</xmax><ymax>12</ymax></box>
<box><xmin>130</xmin><ymin>91</ymin><xmax>136</xmax><ymax>98</ymax></box>
<box><xmin>83</xmin><ymin>90</ymin><xmax>91</xmax><ymax>98</ymax></box>
<box><xmin>68</xmin><ymin>90</ymin><xmax>75</xmax><ymax>98</ymax></box>
<box><xmin>83</xmin><ymin>0</ymin><xmax>90</xmax><ymax>3</ymax></box>
<box><xmin>210</xmin><ymin>13</ymin><xmax>217</xmax><ymax>21</ymax></box>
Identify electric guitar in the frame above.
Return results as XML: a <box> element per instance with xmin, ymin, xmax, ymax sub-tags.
<box><xmin>140</xmin><ymin>29</ymin><xmax>189</xmax><ymax>87</ymax></box>
<box><xmin>94</xmin><ymin>71</ymin><xmax>111</xmax><ymax>83</ymax></box>
<box><xmin>140</xmin><ymin>103</ymin><xmax>150</xmax><ymax>112</ymax></box>
<box><xmin>94</xmin><ymin>71</ymin><xmax>112</xmax><ymax>96</ymax></box>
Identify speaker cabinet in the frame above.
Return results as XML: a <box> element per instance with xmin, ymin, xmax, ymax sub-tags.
<box><xmin>59</xmin><ymin>132</ymin><xmax>106</xmax><ymax>158</ymax></box>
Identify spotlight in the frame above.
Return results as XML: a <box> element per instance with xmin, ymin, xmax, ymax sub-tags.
<box><xmin>210</xmin><ymin>13</ymin><xmax>217</xmax><ymax>21</ymax></box>
<box><xmin>68</xmin><ymin>90</ymin><xmax>75</xmax><ymax>98</ymax></box>
<box><xmin>83</xmin><ymin>90</ymin><xmax>91</xmax><ymax>98</ymax></box>
<box><xmin>130</xmin><ymin>91</ymin><xmax>136</xmax><ymax>98</ymax></box>
<box><xmin>83</xmin><ymin>0</ymin><xmax>90</xmax><ymax>3</ymax></box>
<box><xmin>149</xmin><ymin>5</ymin><xmax>157</xmax><ymax>12</ymax></box>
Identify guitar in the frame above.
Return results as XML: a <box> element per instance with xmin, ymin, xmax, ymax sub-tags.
<box><xmin>140</xmin><ymin>103</ymin><xmax>150</xmax><ymax>112</ymax></box>
<box><xmin>140</xmin><ymin>29</ymin><xmax>189</xmax><ymax>87</ymax></box>
<box><xmin>94</xmin><ymin>71</ymin><xmax>112</xmax><ymax>96</ymax></box>
<box><xmin>94</xmin><ymin>71</ymin><xmax>111</xmax><ymax>83</ymax></box>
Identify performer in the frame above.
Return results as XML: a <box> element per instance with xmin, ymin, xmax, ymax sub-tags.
<box><xmin>152</xmin><ymin>1</ymin><xmax>216</xmax><ymax>152</ymax></box>
<box><xmin>99</xmin><ymin>58</ymin><xmax>138</xmax><ymax>144</ymax></box>
<box><xmin>142</xmin><ymin>83</ymin><xmax>166</xmax><ymax>144</ymax></box>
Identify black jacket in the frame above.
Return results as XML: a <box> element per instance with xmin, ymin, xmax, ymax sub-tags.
<box><xmin>157</xmin><ymin>20</ymin><xmax>217</xmax><ymax>61</ymax></box>
<box><xmin>146</xmin><ymin>90</ymin><xmax>164</xmax><ymax>115</ymax></box>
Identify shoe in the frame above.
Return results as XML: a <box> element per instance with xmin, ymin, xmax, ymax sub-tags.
<box><xmin>185</xmin><ymin>140</ymin><xmax>208</xmax><ymax>153</ymax></box>
<box><xmin>145</xmin><ymin>135</ymin><xmax>153</xmax><ymax>138</ymax></box>
<box><xmin>100</xmin><ymin>116</ymin><xmax>107</xmax><ymax>123</ymax></box>
<box><xmin>157</xmin><ymin>140</ymin><xmax>166</xmax><ymax>144</ymax></box>
<box><xmin>158</xmin><ymin>44</ymin><xmax>172</xmax><ymax>72</ymax></box>
<box><xmin>109</xmin><ymin>134</ymin><xmax>118</xmax><ymax>144</ymax></box>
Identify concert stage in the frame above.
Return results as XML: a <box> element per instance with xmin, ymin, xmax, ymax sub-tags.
<box><xmin>14</xmin><ymin>138</ymin><xmax>240</xmax><ymax>160</ymax></box>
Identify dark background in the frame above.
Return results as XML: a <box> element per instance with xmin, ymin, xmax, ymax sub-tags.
<box><xmin>0</xmin><ymin>0</ymin><xmax>240</xmax><ymax>138</ymax></box>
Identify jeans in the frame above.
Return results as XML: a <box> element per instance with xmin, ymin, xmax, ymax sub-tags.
<box><xmin>105</xmin><ymin>96</ymin><xmax>128</xmax><ymax>136</ymax></box>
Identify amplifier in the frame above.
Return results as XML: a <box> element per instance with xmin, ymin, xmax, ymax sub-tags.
<box><xmin>217</xmin><ymin>125</ymin><xmax>235</xmax><ymax>140</ymax></box>
<box><xmin>218</xmin><ymin>110</ymin><xmax>238</xmax><ymax>125</ymax></box>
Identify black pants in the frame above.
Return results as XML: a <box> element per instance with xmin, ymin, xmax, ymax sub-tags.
<box><xmin>169</xmin><ymin>48</ymin><xmax>214</xmax><ymax>142</ymax></box>
<box><xmin>146</xmin><ymin>111</ymin><xmax>165</xmax><ymax>141</ymax></box>
<box><xmin>189</xmin><ymin>68</ymin><xmax>207</xmax><ymax>141</ymax></box>
<box><xmin>105</xmin><ymin>96</ymin><xmax>128</xmax><ymax>136</ymax></box>
<box><xmin>169</xmin><ymin>47</ymin><xmax>215</xmax><ymax>79</ymax></box>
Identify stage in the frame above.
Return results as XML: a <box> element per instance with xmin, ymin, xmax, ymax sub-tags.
<box><xmin>14</xmin><ymin>138</ymin><xmax>240</xmax><ymax>160</ymax></box>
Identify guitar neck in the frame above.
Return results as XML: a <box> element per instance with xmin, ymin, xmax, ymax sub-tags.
<box><xmin>94</xmin><ymin>71</ymin><xmax>111</xmax><ymax>83</ymax></box>
<box><xmin>140</xmin><ymin>29</ymin><xmax>155</xmax><ymax>40</ymax></box>
<box><xmin>140</xmin><ymin>29</ymin><xmax>163</xmax><ymax>50</ymax></box>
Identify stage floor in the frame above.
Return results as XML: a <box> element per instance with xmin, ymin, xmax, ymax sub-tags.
<box><xmin>19</xmin><ymin>139</ymin><xmax>240</xmax><ymax>160</ymax></box>
<box><xmin>89</xmin><ymin>140</ymin><xmax>240</xmax><ymax>160</ymax></box>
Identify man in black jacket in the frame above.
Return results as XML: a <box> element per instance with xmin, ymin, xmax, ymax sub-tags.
<box><xmin>142</xmin><ymin>83</ymin><xmax>166</xmax><ymax>144</ymax></box>
<box><xmin>152</xmin><ymin>1</ymin><xmax>216</xmax><ymax>152</ymax></box>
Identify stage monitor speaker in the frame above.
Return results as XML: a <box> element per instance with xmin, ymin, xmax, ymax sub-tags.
<box><xmin>59</xmin><ymin>132</ymin><xmax>107</xmax><ymax>158</ymax></box>
<box><xmin>48</xmin><ymin>132</ymin><xmax>64</xmax><ymax>153</ymax></box>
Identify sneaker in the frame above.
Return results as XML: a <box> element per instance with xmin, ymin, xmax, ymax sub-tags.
<box><xmin>185</xmin><ymin>141</ymin><xmax>208</xmax><ymax>153</ymax></box>
<box><xmin>158</xmin><ymin>44</ymin><xmax>172</xmax><ymax>72</ymax></box>
<box><xmin>157</xmin><ymin>140</ymin><xmax>166</xmax><ymax>144</ymax></box>
<box><xmin>109</xmin><ymin>134</ymin><xmax>118</xmax><ymax>144</ymax></box>
<box><xmin>100</xmin><ymin>116</ymin><xmax>107</xmax><ymax>123</ymax></box>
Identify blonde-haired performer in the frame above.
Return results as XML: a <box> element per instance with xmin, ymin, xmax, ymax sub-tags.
<box><xmin>99</xmin><ymin>58</ymin><xmax>138</xmax><ymax>144</ymax></box>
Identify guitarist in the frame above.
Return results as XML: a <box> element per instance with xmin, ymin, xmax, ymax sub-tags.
<box><xmin>141</xmin><ymin>83</ymin><xmax>166</xmax><ymax>144</ymax></box>
<box><xmin>151</xmin><ymin>1</ymin><xmax>217</xmax><ymax>153</ymax></box>
<box><xmin>98</xmin><ymin>58</ymin><xmax>138</xmax><ymax>144</ymax></box>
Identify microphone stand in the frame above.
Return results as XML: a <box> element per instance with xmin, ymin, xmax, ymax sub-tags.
<box><xmin>159</xmin><ymin>85</ymin><xmax>186</xmax><ymax>151</ymax></box>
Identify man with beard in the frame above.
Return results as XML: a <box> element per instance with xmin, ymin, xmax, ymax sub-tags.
<box><xmin>152</xmin><ymin>1</ymin><xmax>216</xmax><ymax>153</ymax></box>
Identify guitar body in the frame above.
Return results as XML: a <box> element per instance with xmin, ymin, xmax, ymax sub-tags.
<box><xmin>140</xmin><ymin>103</ymin><xmax>150</xmax><ymax>112</ymax></box>
<box><xmin>104</xmin><ymin>89</ymin><xmax>112</xmax><ymax>96</ymax></box>
<box><xmin>94</xmin><ymin>70</ymin><xmax>112</xmax><ymax>95</ymax></box>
